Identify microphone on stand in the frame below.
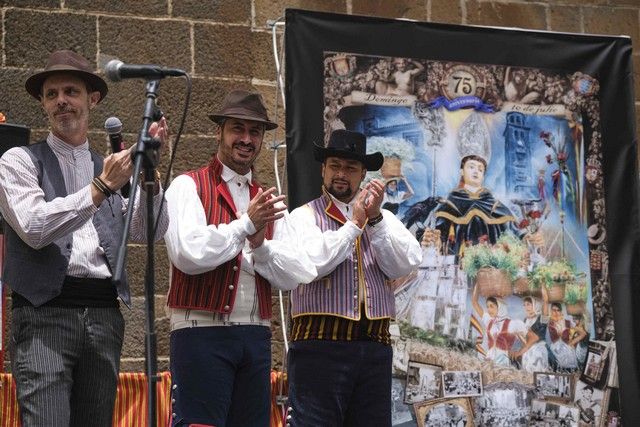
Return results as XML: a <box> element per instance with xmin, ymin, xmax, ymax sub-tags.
<box><xmin>104</xmin><ymin>116</ymin><xmax>130</xmax><ymax>198</ymax></box>
<box><xmin>104</xmin><ymin>59</ymin><xmax>186</xmax><ymax>82</ymax></box>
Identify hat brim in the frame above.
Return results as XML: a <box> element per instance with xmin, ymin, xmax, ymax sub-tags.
<box><xmin>25</xmin><ymin>68</ymin><xmax>108</xmax><ymax>103</ymax></box>
<box><xmin>313</xmin><ymin>143</ymin><xmax>384</xmax><ymax>171</ymax></box>
<box><xmin>209</xmin><ymin>113</ymin><xmax>278</xmax><ymax>131</ymax></box>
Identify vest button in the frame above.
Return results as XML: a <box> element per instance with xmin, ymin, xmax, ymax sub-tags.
<box><xmin>66</xmin><ymin>243</ymin><xmax>72</xmax><ymax>249</ymax></box>
<box><xmin>353</xmin><ymin>294</ymin><xmax>358</xmax><ymax>299</ymax></box>
<box><xmin>228</xmin><ymin>285</ymin><xmax>234</xmax><ymax>290</ymax></box>
<box><xmin>233</xmin><ymin>266</ymin><xmax>239</xmax><ymax>271</ymax></box>
<box><xmin>224</xmin><ymin>305</ymin><xmax>230</xmax><ymax>311</ymax></box>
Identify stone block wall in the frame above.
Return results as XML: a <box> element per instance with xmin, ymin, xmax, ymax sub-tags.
<box><xmin>0</xmin><ymin>0</ymin><xmax>638</xmax><ymax>372</ymax></box>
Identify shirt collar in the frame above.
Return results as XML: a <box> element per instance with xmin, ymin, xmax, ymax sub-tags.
<box><xmin>220</xmin><ymin>163</ymin><xmax>252</xmax><ymax>185</ymax></box>
<box><xmin>326</xmin><ymin>189</ymin><xmax>357</xmax><ymax>217</ymax></box>
<box><xmin>46</xmin><ymin>132</ymin><xmax>89</xmax><ymax>157</ymax></box>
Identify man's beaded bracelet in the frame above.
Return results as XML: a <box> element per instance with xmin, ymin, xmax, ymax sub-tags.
<box><xmin>368</xmin><ymin>213</ymin><xmax>384</xmax><ymax>227</ymax></box>
<box><xmin>91</xmin><ymin>177</ymin><xmax>114</xmax><ymax>196</ymax></box>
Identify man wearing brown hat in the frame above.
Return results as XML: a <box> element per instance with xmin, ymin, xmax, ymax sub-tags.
<box><xmin>286</xmin><ymin>129</ymin><xmax>422</xmax><ymax>426</ymax></box>
<box><xmin>163</xmin><ymin>89</ymin><xmax>315</xmax><ymax>427</ymax></box>
<box><xmin>0</xmin><ymin>50</ymin><xmax>169</xmax><ymax>425</ymax></box>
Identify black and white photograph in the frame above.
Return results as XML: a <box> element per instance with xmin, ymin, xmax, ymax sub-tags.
<box><xmin>415</xmin><ymin>397</ymin><xmax>475</xmax><ymax>427</ymax></box>
<box><xmin>473</xmin><ymin>382</ymin><xmax>535</xmax><ymax>426</ymax></box>
<box><xmin>580</xmin><ymin>341</ymin><xmax>610</xmax><ymax>389</ymax></box>
<box><xmin>392</xmin><ymin>338</ymin><xmax>411</xmax><ymax>377</ymax></box>
<box><xmin>534</xmin><ymin>372</ymin><xmax>573</xmax><ymax>402</ymax></box>
<box><xmin>529</xmin><ymin>399</ymin><xmax>579</xmax><ymax>426</ymax></box>
<box><xmin>442</xmin><ymin>371</ymin><xmax>483</xmax><ymax>398</ymax></box>
<box><xmin>573</xmin><ymin>380</ymin><xmax>610</xmax><ymax>426</ymax></box>
<box><xmin>392</xmin><ymin>377</ymin><xmax>418</xmax><ymax>426</ymax></box>
<box><xmin>405</xmin><ymin>361</ymin><xmax>443</xmax><ymax>404</ymax></box>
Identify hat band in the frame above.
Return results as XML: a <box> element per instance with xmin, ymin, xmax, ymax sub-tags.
<box><xmin>219</xmin><ymin>106</ymin><xmax>268</xmax><ymax>121</ymax></box>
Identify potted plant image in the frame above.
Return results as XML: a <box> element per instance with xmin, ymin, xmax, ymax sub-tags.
<box><xmin>528</xmin><ymin>259</ymin><xmax>578</xmax><ymax>303</ymax></box>
<box><xmin>461</xmin><ymin>233</ymin><xmax>525</xmax><ymax>298</ymax></box>
<box><xmin>564</xmin><ymin>281</ymin><xmax>588</xmax><ymax>315</ymax></box>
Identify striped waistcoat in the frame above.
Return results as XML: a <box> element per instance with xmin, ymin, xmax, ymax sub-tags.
<box><xmin>290</xmin><ymin>194</ymin><xmax>394</xmax><ymax>320</ymax></box>
<box><xmin>166</xmin><ymin>157</ymin><xmax>273</xmax><ymax>319</ymax></box>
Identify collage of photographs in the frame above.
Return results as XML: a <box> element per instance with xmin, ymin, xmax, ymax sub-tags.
<box><xmin>323</xmin><ymin>51</ymin><xmax>621</xmax><ymax>426</ymax></box>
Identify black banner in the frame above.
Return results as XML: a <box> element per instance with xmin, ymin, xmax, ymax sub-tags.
<box><xmin>286</xmin><ymin>8</ymin><xmax>639</xmax><ymax>426</ymax></box>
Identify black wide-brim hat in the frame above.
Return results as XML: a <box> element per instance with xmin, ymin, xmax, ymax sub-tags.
<box><xmin>25</xmin><ymin>50</ymin><xmax>108</xmax><ymax>102</ymax></box>
<box><xmin>209</xmin><ymin>90</ymin><xmax>278</xmax><ymax>130</ymax></box>
<box><xmin>314</xmin><ymin>129</ymin><xmax>384</xmax><ymax>171</ymax></box>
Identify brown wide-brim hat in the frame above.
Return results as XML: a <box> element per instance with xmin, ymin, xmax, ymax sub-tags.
<box><xmin>314</xmin><ymin>129</ymin><xmax>384</xmax><ymax>171</ymax></box>
<box><xmin>209</xmin><ymin>89</ymin><xmax>278</xmax><ymax>130</ymax></box>
<box><xmin>25</xmin><ymin>50</ymin><xmax>108</xmax><ymax>103</ymax></box>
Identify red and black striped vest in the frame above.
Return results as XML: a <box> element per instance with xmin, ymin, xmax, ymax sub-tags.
<box><xmin>167</xmin><ymin>157</ymin><xmax>273</xmax><ymax>319</ymax></box>
<box><xmin>487</xmin><ymin>318</ymin><xmax>516</xmax><ymax>351</ymax></box>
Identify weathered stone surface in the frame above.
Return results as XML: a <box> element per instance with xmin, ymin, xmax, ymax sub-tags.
<box><xmin>126</xmin><ymin>244</ymin><xmax>171</xmax><ymax>297</ymax></box>
<box><xmin>608</xmin><ymin>0</ymin><xmax>640</xmax><ymax>7</ymax></box>
<box><xmin>121</xmin><ymin>295</ymin><xmax>169</xmax><ymax>359</ymax></box>
<box><xmin>194</xmin><ymin>24</ymin><xmax>253</xmax><ymax>78</ymax></box>
<box><xmin>466</xmin><ymin>0</ymin><xmax>547</xmax><ymax>30</ymax></box>
<box><xmin>169</xmin><ymin>134</ymin><xmax>217</xmax><ymax>176</ymax></box>
<box><xmin>0</xmin><ymin>69</ymin><xmax>46</xmax><ymax>129</ymax></box>
<box><xmin>64</xmin><ymin>0</ymin><xmax>167</xmax><ymax>16</ymax></box>
<box><xmin>172</xmin><ymin>0</ymin><xmax>251</xmax><ymax>22</ymax></box>
<box><xmin>254</xmin><ymin>0</ymin><xmax>346</xmax><ymax>29</ymax></box>
<box><xmin>353</xmin><ymin>0</ymin><xmax>427</xmax><ymax>20</ymax></box>
<box><xmin>431</xmin><ymin>0</ymin><xmax>463</xmax><ymax>24</ymax></box>
<box><xmin>548</xmin><ymin>5</ymin><xmax>583</xmax><ymax>33</ymax></box>
<box><xmin>251</xmin><ymin>30</ymin><xmax>279</xmax><ymax>83</ymax></box>
<box><xmin>98</xmin><ymin>17</ymin><xmax>191</xmax><ymax>74</ymax></box>
<box><xmin>5</xmin><ymin>9</ymin><xmax>97</xmax><ymax>68</ymax></box>
<box><xmin>1</xmin><ymin>0</ymin><xmax>59</xmax><ymax>8</ymax></box>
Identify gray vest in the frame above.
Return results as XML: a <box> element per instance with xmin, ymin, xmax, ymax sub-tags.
<box><xmin>2</xmin><ymin>140</ymin><xmax>130</xmax><ymax>307</ymax></box>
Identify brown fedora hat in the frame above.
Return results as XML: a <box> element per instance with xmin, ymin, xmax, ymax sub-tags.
<box><xmin>209</xmin><ymin>90</ymin><xmax>277</xmax><ymax>130</ymax></box>
<box><xmin>25</xmin><ymin>50</ymin><xmax>108</xmax><ymax>102</ymax></box>
<box><xmin>314</xmin><ymin>129</ymin><xmax>384</xmax><ymax>171</ymax></box>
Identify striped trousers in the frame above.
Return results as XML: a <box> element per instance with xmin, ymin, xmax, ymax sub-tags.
<box><xmin>10</xmin><ymin>305</ymin><xmax>124</xmax><ymax>427</ymax></box>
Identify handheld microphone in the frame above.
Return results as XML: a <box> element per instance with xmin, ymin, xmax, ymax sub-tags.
<box><xmin>104</xmin><ymin>59</ymin><xmax>186</xmax><ymax>82</ymax></box>
<box><xmin>105</xmin><ymin>116</ymin><xmax>125</xmax><ymax>153</ymax></box>
<box><xmin>104</xmin><ymin>116</ymin><xmax>130</xmax><ymax>198</ymax></box>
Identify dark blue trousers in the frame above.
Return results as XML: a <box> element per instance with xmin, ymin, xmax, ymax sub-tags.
<box><xmin>170</xmin><ymin>325</ymin><xmax>272</xmax><ymax>427</ymax></box>
<box><xmin>287</xmin><ymin>340</ymin><xmax>392</xmax><ymax>427</ymax></box>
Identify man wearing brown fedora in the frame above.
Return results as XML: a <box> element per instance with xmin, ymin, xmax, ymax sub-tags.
<box><xmin>286</xmin><ymin>129</ymin><xmax>422</xmax><ymax>426</ymax></box>
<box><xmin>0</xmin><ymin>49</ymin><xmax>169</xmax><ymax>426</ymax></box>
<box><xmin>163</xmin><ymin>89</ymin><xmax>315</xmax><ymax>427</ymax></box>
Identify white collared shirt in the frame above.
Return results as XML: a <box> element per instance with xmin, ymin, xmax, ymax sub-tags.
<box><xmin>0</xmin><ymin>132</ymin><xmax>168</xmax><ymax>279</ymax></box>
<box><xmin>164</xmin><ymin>161</ymin><xmax>316</xmax><ymax>330</ymax></box>
<box><xmin>288</xmin><ymin>190</ymin><xmax>422</xmax><ymax>281</ymax></box>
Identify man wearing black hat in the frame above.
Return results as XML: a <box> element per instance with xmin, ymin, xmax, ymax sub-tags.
<box><xmin>286</xmin><ymin>129</ymin><xmax>422</xmax><ymax>426</ymax></box>
<box><xmin>0</xmin><ymin>50</ymin><xmax>169</xmax><ymax>425</ymax></box>
<box><xmin>163</xmin><ymin>89</ymin><xmax>315</xmax><ymax>427</ymax></box>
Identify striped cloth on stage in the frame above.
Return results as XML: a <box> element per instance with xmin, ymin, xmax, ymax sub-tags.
<box><xmin>270</xmin><ymin>370</ymin><xmax>288</xmax><ymax>427</ymax></box>
<box><xmin>1</xmin><ymin>372</ymin><xmax>171</xmax><ymax>427</ymax></box>
<box><xmin>1</xmin><ymin>370</ymin><xmax>288</xmax><ymax>426</ymax></box>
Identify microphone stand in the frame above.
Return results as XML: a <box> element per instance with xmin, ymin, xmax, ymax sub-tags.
<box><xmin>112</xmin><ymin>79</ymin><xmax>163</xmax><ymax>427</ymax></box>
